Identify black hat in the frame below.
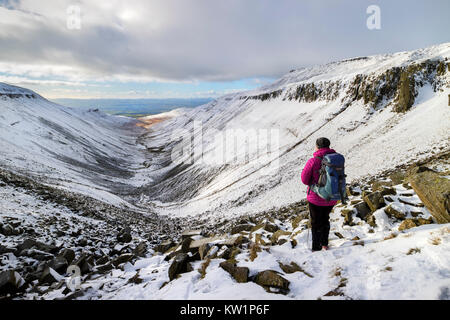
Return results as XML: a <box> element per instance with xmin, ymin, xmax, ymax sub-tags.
<box><xmin>316</xmin><ymin>137</ymin><xmax>330</xmax><ymax>149</ymax></box>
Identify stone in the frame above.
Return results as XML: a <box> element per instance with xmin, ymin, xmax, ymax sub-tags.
<box><xmin>363</xmin><ymin>191</ymin><xmax>385</xmax><ymax>212</ymax></box>
<box><xmin>380</xmin><ymin>187</ymin><xmax>397</xmax><ymax>196</ymax></box>
<box><xmin>16</xmin><ymin>238</ymin><xmax>59</xmax><ymax>255</ymax></box>
<box><xmin>270</xmin><ymin>230</ymin><xmax>291</xmax><ymax>244</ymax></box>
<box><xmin>342</xmin><ymin>209</ymin><xmax>354</xmax><ymax>225</ymax></box>
<box><xmin>154</xmin><ymin>240</ymin><xmax>176</xmax><ymax>253</ymax></box>
<box><xmin>0</xmin><ymin>224</ymin><xmax>14</xmax><ymax>236</ymax></box>
<box><xmin>219</xmin><ymin>261</ymin><xmax>249</xmax><ymax>283</ymax></box>
<box><xmin>181</xmin><ymin>230</ymin><xmax>202</xmax><ymax>239</ymax></box>
<box><xmin>407</xmin><ymin>169</ymin><xmax>450</xmax><ymax>223</ymax></box>
<box><xmin>230</xmin><ymin>224</ymin><xmax>253</xmax><ymax>234</ymax></box>
<box><xmin>334</xmin><ymin>232</ymin><xmax>344</xmax><ymax>239</ymax></box>
<box><xmin>398</xmin><ymin>219</ymin><xmax>417</xmax><ymax>231</ymax></box>
<box><xmin>346</xmin><ymin>186</ymin><xmax>361</xmax><ymax>196</ymax></box>
<box><xmin>59</xmin><ymin>249</ymin><xmax>75</xmax><ymax>265</ymax></box>
<box><xmin>389</xmin><ymin>171</ymin><xmax>406</xmax><ymax>185</ymax></box>
<box><xmin>198</xmin><ymin>243</ymin><xmax>212</xmax><ymax>260</ymax></box>
<box><xmin>133</xmin><ymin>242</ymin><xmax>147</xmax><ymax>257</ymax></box>
<box><xmin>180</xmin><ymin>237</ymin><xmax>193</xmax><ymax>253</ymax></box>
<box><xmin>48</xmin><ymin>256</ymin><xmax>69</xmax><ymax>274</ymax></box>
<box><xmin>112</xmin><ymin>253</ymin><xmax>134</xmax><ymax>267</ymax></box>
<box><xmin>168</xmin><ymin>253</ymin><xmax>189</xmax><ymax>281</ymax></box>
<box><xmin>384</xmin><ymin>204</ymin><xmax>406</xmax><ymax>220</ymax></box>
<box><xmin>416</xmin><ymin>217</ymin><xmax>433</xmax><ymax>226</ymax></box>
<box><xmin>0</xmin><ymin>270</ymin><xmax>25</xmax><ymax>296</ymax></box>
<box><xmin>96</xmin><ymin>255</ymin><xmax>110</xmax><ymax>265</ymax></box>
<box><xmin>366</xmin><ymin>214</ymin><xmax>377</xmax><ymax>228</ymax></box>
<box><xmin>39</xmin><ymin>267</ymin><xmax>63</xmax><ymax>285</ymax></box>
<box><xmin>117</xmin><ymin>226</ymin><xmax>132</xmax><ymax>243</ymax></box>
<box><xmin>263</xmin><ymin>223</ymin><xmax>279</xmax><ymax>233</ymax></box>
<box><xmin>71</xmin><ymin>254</ymin><xmax>94</xmax><ymax>275</ymax></box>
<box><xmin>254</xmin><ymin>270</ymin><xmax>290</xmax><ymax>295</ymax></box>
<box><xmin>93</xmin><ymin>262</ymin><xmax>113</xmax><ymax>274</ymax></box>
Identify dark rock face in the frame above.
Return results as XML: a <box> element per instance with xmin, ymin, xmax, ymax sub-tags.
<box><xmin>254</xmin><ymin>270</ymin><xmax>290</xmax><ymax>295</ymax></box>
<box><xmin>407</xmin><ymin>169</ymin><xmax>450</xmax><ymax>223</ymax></box>
<box><xmin>154</xmin><ymin>240</ymin><xmax>176</xmax><ymax>254</ymax></box>
<box><xmin>363</xmin><ymin>191</ymin><xmax>385</xmax><ymax>212</ymax></box>
<box><xmin>117</xmin><ymin>227</ymin><xmax>132</xmax><ymax>243</ymax></box>
<box><xmin>219</xmin><ymin>261</ymin><xmax>249</xmax><ymax>283</ymax></box>
<box><xmin>16</xmin><ymin>239</ymin><xmax>59</xmax><ymax>255</ymax></box>
<box><xmin>168</xmin><ymin>253</ymin><xmax>190</xmax><ymax>281</ymax></box>
<box><xmin>230</xmin><ymin>224</ymin><xmax>253</xmax><ymax>234</ymax></box>
<box><xmin>47</xmin><ymin>256</ymin><xmax>69</xmax><ymax>274</ymax></box>
<box><xmin>0</xmin><ymin>270</ymin><xmax>25</xmax><ymax>296</ymax></box>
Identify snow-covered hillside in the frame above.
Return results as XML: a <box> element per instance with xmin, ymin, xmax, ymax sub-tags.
<box><xmin>0</xmin><ymin>84</ymin><xmax>150</xmax><ymax>207</ymax></box>
<box><xmin>136</xmin><ymin>42</ymin><xmax>450</xmax><ymax>219</ymax></box>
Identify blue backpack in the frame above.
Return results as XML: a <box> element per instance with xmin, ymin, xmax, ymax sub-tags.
<box><xmin>310</xmin><ymin>153</ymin><xmax>347</xmax><ymax>204</ymax></box>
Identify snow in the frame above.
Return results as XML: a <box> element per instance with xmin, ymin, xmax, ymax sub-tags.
<box><xmin>137</xmin><ymin>43</ymin><xmax>450</xmax><ymax>219</ymax></box>
<box><xmin>30</xmin><ymin>188</ymin><xmax>450</xmax><ymax>300</ymax></box>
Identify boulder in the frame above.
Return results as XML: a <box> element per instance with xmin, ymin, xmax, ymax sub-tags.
<box><xmin>254</xmin><ymin>270</ymin><xmax>290</xmax><ymax>295</ymax></box>
<box><xmin>0</xmin><ymin>270</ymin><xmax>25</xmax><ymax>296</ymax></box>
<box><xmin>16</xmin><ymin>238</ymin><xmax>59</xmax><ymax>255</ymax></box>
<box><xmin>263</xmin><ymin>223</ymin><xmax>279</xmax><ymax>233</ymax></box>
<box><xmin>384</xmin><ymin>205</ymin><xmax>406</xmax><ymax>220</ymax></box>
<box><xmin>48</xmin><ymin>256</ymin><xmax>69</xmax><ymax>274</ymax></box>
<box><xmin>407</xmin><ymin>169</ymin><xmax>450</xmax><ymax>223</ymax></box>
<box><xmin>219</xmin><ymin>261</ymin><xmax>249</xmax><ymax>283</ymax></box>
<box><xmin>270</xmin><ymin>230</ymin><xmax>291</xmax><ymax>244</ymax></box>
<box><xmin>366</xmin><ymin>214</ymin><xmax>377</xmax><ymax>228</ymax></box>
<box><xmin>93</xmin><ymin>262</ymin><xmax>113</xmax><ymax>274</ymax></box>
<box><xmin>346</xmin><ymin>186</ymin><xmax>361</xmax><ymax>196</ymax></box>
<box><xmin>180</xmin><ymin>237</ymin><xmax>193</xmax><ymax>253</ymax></box>
<box><xmin>198</xmin><ymin>243</ymin><xmax>212</xmax><ymax>260</ymax></box>
<box><xmin>389</xmin><ymin>171</ymin><xmax>406</xmax><ymax>185</ymax></box>
<box><xmin>398</xmin><ymin>219</ymin><xmax>417</xmax><ymax>231</ymax></box>
<box><xmin>71</xmin><ymin>254</ymin><xmax>94</xmax><ymax>275</ymax></box>
<box><xmin>416</xmin><ymin>217</ymin><xmax>433</xmax><ymax>226</ymax></box>
<box><xmin>230</xmin><ymin>224</ymin><xmax>253</xmax><ymax>234</ymax></box>
<box><xmin>133</xmin><ymin>242</ymin><xmax>147</xmax><ymax>257</ymax></box>
<box><xmin>39</xmin><ymin>267</ymin><xmax>63</xmax><ymax>285</ymax></box>
<box><xmin>154</xmin><ymin>240</ymin><xmax>176</xmax><ymax>253</ymax></box>
<box><xmin>59</xmin><ymin>249</ymin><xmax>75</xmax><ymax>264</ymax></box>
<box><xmin>341</xmin><ymin>209</ymin><xmax>354</xmax><ymax>225</ymax></box>
<box><xmin>112</xmin><ymin>253</ymin><xmax>135</xmax><ymax>267</ymax></box>
<box><xmin>168</xmin><ymin>253</ymin><xmax>189</xmax><ymax>281</ymax></box>
<box><xmin>181</xmin><ymin>230</ymin><xmax>202</xmax><ymax>239</ymax></box>
<box><xmin>117</xmin><ymin>226</ymin><xmax>132</xmax><ymax>243</ymax></box>
<box><xmin>363</xmin><ymin>191</ymin><xmax>385</xmax><ymax>212</ymax></box>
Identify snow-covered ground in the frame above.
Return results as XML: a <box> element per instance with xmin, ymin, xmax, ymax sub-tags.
<box><xmin>29</xmin><ymin>181</ymin><xmax>450</xmax><ymax>300</ymax></box>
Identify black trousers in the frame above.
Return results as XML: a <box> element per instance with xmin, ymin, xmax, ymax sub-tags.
<box><xmin>308</xmin><ymin>202</ymin><xmax>334</xmax><ymax>251</ymax></box>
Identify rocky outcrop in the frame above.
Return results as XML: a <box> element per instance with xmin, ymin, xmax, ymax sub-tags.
<box><xmin>254</xmin><ymin>270</ymin><xmax>290</xmax><ymax>295</ymax></box>
<box><xmin>407</xmin><ymin>168</ymin><xmax>450</xmax><ymax>223</ymax></box>
<box><xmin>219</xmin><ymin>261</ymin><xmax>249</xmax><ymax>283</ymax></box>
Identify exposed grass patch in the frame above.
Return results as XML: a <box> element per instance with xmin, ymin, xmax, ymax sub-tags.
<box><xmin>384</xmin><ymin>233</ymin><xmax>397</xmax><ymax>240</ymax></box>
<box><xmin>430</xmin><ymin>237</ymin><xmax>442</xmax><ymax>245</ymax></box>
<box><xmin>406</xmin><ymin>247</ymin><xmax>421</xmax><ymax>255</ymax></box>
<box><xmin>198</xmin><ymin>258</ymin><xmax>211</xmax><ymax>279</ymax></box>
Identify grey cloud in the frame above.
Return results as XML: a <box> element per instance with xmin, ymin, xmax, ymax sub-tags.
<box><xmin>0</xmin><ymin>0</ymin><xmax>449</xmax><ymax>82</ymax></box>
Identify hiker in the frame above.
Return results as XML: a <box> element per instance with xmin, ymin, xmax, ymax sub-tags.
<box><xmin>301</xmin><ymin>137</ymin><xmax>340</xmax><ymax>252</ymax></box>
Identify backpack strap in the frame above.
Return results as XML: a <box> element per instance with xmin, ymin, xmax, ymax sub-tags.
<box><xmin>307</xmin><ymin>156</ymin><xmax>322</xmax><ymax>195</ymax></box>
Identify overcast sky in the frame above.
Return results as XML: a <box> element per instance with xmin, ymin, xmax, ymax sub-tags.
<box><xmin>0</xmin><ymin>0</ymin><xmax>449</xmax><ymax>99</ymax></box>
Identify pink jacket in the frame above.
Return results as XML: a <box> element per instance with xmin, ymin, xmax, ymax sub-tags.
<box><xmin>301</xmin><ymin>147</ymin><xmax>338</xmax><ymax>206</ymax></box>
